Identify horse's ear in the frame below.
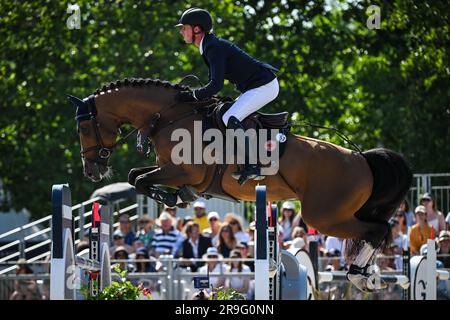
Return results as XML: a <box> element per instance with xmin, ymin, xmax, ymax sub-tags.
<box><xmin>66</xmin><ymin>94</ymin><xmax>85</xmax><ymax>108</ymax></box>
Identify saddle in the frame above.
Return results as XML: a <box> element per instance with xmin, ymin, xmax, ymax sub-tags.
<box><xmin>199</xmin><ymin>100</ymin><xmax>291</xmax><ymax>202</ymax></box>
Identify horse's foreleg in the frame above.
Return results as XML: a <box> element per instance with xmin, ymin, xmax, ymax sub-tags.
<box><xmin>134</xmin><ymin>163</ymin><xmax>199</xmax><ymax>207</ymax></box>
<box><xmin>128</xmin><ymin>166</ymin><xmax>159</xmax><ymax>186</ymax></box>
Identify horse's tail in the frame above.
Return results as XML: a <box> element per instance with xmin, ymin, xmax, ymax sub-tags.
<box><xmin>345</xmin><ymin>148</ymin><xmax>413</xmax><ymax>262</ymax></box>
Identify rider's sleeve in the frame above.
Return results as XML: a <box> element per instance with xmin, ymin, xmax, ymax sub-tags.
<box><xmin>193</xmin><ymin>45</ymin><xmax>225</xmax><ymax>100</ymax></box>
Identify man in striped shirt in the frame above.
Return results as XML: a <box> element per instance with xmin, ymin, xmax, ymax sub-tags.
<box><xmin>151</xmin><ymin>211</ymin><xmax>185</xmax><ymax>257</ymax></box>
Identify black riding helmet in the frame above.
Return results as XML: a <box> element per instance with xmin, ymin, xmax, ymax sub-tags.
<box><xmin>176</xmin><ymin>8</ymin><xmax>213</xmax><ymax>33</ymax></box>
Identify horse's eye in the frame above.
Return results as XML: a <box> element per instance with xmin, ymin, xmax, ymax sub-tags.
<box><xmin>80</xmin><ymin>126</ymin><xmax>90</xmax><ymax>135</ymax></box>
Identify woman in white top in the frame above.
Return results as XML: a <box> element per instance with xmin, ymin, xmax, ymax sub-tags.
<box><xmin>198</xmin><ymin>247</ymin><xmax>227</xmax><ymax>290</ymax></box>
<box><xmin>420</xmin><ymin>193</ymin><xmax>445</xmax><ymax>234</ymax></box>
<box><xmin>225</xmin><ymin>249</ymin><xmax>250</xmax><ymax>297</ymax></box>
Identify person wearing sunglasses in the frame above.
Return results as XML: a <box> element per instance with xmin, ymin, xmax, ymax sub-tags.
<box><xmin>216</xmin><ymin>223</ymin><xmax>237</xmax><ymax>258</ymax></box>
<box><xmin>420</xmin><ymin>193</ymin><xmax>445</xmax><ymax>234</ymax></box>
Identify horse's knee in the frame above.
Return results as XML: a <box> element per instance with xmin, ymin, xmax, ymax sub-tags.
<box><xmin>134</xmin><ymin>175</ymin><xmax>148</xmax><ymax>194</ymax></box>
<box><xmin>128</xmin><ymin>169</ymin><xmax>142</xmax><ymax>186</ymax></box>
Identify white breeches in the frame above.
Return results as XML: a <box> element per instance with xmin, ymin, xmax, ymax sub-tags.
<box><xmin>222</xmin><ymin>77</ymin><xmax>279</xmax><ymax>125</ymax></box>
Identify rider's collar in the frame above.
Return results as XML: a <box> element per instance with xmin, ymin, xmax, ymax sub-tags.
<box><xmin>199</xmin><ymin>35</ymin><xmax>205</xmax><ymax>55</ymax></box>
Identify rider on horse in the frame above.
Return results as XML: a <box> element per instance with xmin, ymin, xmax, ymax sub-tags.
<box><xmin>175</xmin><ymin>8</ymin><xmax>280</xmax><ymax>184</ymax></box>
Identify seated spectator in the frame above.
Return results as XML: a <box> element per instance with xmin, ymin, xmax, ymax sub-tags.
<box><xmin>409</xmin><ymin>205</ymin><xmax>436</xmax><ymax>255</ymax></box>
<box><xmin>390</xmin><ymin>218</ymin><xmax>408</xmax><ymax>251</ymax></box>
<box><xmin>134</xmin><ymin>247</ymin><xmax>156</xmax><ymax>273</ymax></box>
<box><xmin>180</xmin><ymin>221</ymin><xmax>212</xmax><ymax>272</ymax></box>
<box><xmin>151</xmin><ymin>211</ymin><xmax>184</xmax><ymax>257</ymax></box>
<box><xmin>396</xmin><ymin>199</ymin><xmax>415</xmax><ymax>230</ymax></box>
<box><xmin>377</xmin><ymin>252</ymin><xmax>395</xmax><ymax>272</ymax></box>
<box><xmin>325</xmin><ymin>236</ymin><xmax>344</xmax><ymax>256</ymax></box>
<box><xmin>164</xmin><ymin>205</ymin><xmax>181</xmax><ymax>231</ymax></box>
<box><xmin>225</xmin><ymin>249</ymin><xmax>251</xmax><ymax>297</ymax></box>
<box><xmin>247</xmin><ymin>221</ymin><xmax>255</xmax><ymax>242</ymax></box>
<box><xmin>9</xmin><ymin>259</ymin><xmax>42</xmax><ymax>300</ymax></box>
<box><xmin>291</xmin><ymin>226</ymin><xmax>309</xmax><ymax>252</ymax></box>
<box><xmin>420</xmin><ymin>193</ymin><xmax>446</xmax><ymax>234</ymax></box>
<box><xmin>135</xmin><ymin>215</ymin><xmax>154</xmax><ymax>249</ymax></box>
<box><xmin>118</xmin><ymin>214</ymin><xmax>136</xmax><ymax>246</ymax></box>
<box><xmin>325</xmin><ymin>249</ymin><xmax>345</xmax><ymax>271</ymax></box>
<box><xmin>202</xmin><ymin>211</ymin><xmax>222</xmax><ymax>246</ymax></box>
<box><xmin>216</xmin><ymin>223</ymin><xmax>237</xmax><ymax>258</ymax></box>
<box><xmin>198</xmin><ymin>247</ymin><xmax>227</xmax><ymax>290</ymax></box>
<box><xmin>193</xmin><ymin>201</ymin><xmax>209</xmax><ymax>232</ymax></box>
<box><xmin>114</xmin><ymin>246</ymin><xmax>135</xmax><ymax>272</ymax></box>
<box><xmin>180</xmin><ymin>215</ymin><xmax>193</xmax><ymax>231</ymax></box>
<box><xmin>236</xmin><ymin>242</ymin><xmax>254</xmax><ymax>272</ymax></box>
<box><xmin>110</xmin><ymin>229</ymin><xmax>133</xmax><ymax>256</ymax></box>
<box><xmin>224</xmin><ymin>213</ymin><xmax>250</xmax><ymax>244</ymax></box>
<box><xmin>438</xmin><ymin>230</ymin><xmax>450</xmax><ymax>268</ymax></box>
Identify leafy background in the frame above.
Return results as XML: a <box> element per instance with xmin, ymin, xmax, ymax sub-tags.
<box><xmin>0</xmin><ymin>0</ymin><xmax>449</xmax><ymax>218</ymax></box>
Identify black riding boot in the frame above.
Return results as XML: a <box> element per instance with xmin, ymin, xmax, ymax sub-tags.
<box><xmin>226</xmin><ymin>116</ymin><xmax>264</xmax><ymax>185</ymax></box>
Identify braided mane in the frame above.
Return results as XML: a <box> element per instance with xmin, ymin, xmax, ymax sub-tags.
<box><xmin>93</xmin><ymin>78</ymin><xmax>190</xmax><ymax>95</ymax></box>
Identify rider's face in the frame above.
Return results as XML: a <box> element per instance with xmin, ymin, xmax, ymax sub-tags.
<box><xmin>180</xmin><ymin>25</ymin><xmax>193</xmax><ymax>43</ymax></box>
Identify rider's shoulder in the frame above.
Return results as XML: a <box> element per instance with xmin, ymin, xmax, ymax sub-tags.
<box><xmin>203</xmin><ymin>33</ymin><xmax>228</xmax><ymax>52</ymax></box>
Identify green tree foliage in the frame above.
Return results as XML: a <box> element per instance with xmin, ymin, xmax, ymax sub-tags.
<box><xmin>0</xmin><ymin>0</ymin><xmax>448</xmax><ymax>218</ymax></box>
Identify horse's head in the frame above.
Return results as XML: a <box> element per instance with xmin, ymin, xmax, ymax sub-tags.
<box><xmin>68</xmin><ymin>94</ymin><xmax>119</xmax><ymax>182</ymax></box>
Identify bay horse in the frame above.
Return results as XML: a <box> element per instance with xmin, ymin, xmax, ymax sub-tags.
<box><xmin>68</xmin><ymin>78</ymin><xmax>412</xmax><ymax>292</ymax></box>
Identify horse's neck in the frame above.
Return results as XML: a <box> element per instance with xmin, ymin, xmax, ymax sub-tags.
<box><xmin>96</xmin><ymin>87</ymin><xmax>174</xmax><ymax>128</ymax></box>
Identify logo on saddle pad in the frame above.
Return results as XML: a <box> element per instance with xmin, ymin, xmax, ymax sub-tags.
<box><xmin>170</xmin><ymin>121</ymin><xmax>281</xmax><ymax>176</ymax></box>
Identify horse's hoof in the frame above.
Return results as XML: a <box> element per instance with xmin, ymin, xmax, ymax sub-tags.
<box><xmin>347</xmin><ymin>271</ymin><xmax>386</xmax><ymax>293</ymax></box>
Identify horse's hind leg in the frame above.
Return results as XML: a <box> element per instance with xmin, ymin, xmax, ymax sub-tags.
<box><xmin>322</xmin><ymin>217</ymin><xmax>390</xmax><ymax>292</ymax></box>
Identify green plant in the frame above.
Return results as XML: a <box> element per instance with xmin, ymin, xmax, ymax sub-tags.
<box><xmin>81</xmin><ymin>265</ymin><xmax>152</xmax><ymax>300</ymax></box>
<box><xmin>210</xmin><ymin>286</ymin><xmax>245</xmax><ymax>300</ymax></box>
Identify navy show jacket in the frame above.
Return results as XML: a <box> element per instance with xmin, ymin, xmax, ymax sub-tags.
<box><xmin>193</xmin><ymin>33</ymin><xmax>278</xmax><ymax>100</ymax></box>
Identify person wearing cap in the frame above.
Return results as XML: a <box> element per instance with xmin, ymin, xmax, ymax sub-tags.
<box><xmin>114</xmin><ymin>246</ymin><xmax>135</xmax><ymax>272</ymax></box>
<box><xmin>279</xmin><ymin>201</ymin><xmax>300</xmax><ymax>242</ymax></box>
<box><xmin>198</xmin><ymin>247</ymin><xmax>227</xmax><ymax>290</ymax></box>
<box><xmin>236</xmin><ymin>241</ymin><xmax>254</xmax><ymax>272</ymax></box>
<box><xmin>136</xmin><ymin>214</ymin><xmax>155</xmax><ymax>249</ymax></box>
<box><xmin>180</xmin><ymin>221</ymin><xmax>212</xmax><ymax>271</ymax></box>
<box><xmin>224</xmin><ymin>213</ymin><xmax>250</xmax><ymax>244</ymax></box>
<box><xmin>110</xmin><ymin>229</ymin><xmax>133</xmax><ymax>256</ymax></box>
<box><xmin>437</xmin><ymin>230</ymin><xmax>450</xmax><ymax>268</ymax></box>
<box><xmin>225</xmin><ymin>249</ymin><xmax>251</xmax><ymax>297</ymax></box>
<box><xmin>176</xmin><ymin>8</ymin><xmax>279</xmax><ymax>184</ymax></box>
<box><xmin>192</xmin><ymin>201</ymin><xmax>209</xmax><ymax>232</ymax></box>
<box><xmin>409</xmin><ymin>205</ymin><xmax>436</xmax><ymax>255</ymax></box>
<box><xmin>118</xmin><ymin>214</ymin><xmax>136</xmax><ymax>246</ymax></box>
<box><xmin>151</xmin><ymin>211</ymin><xmax>184</xmax><ymax>257</ymax></box>
<box><xmin>420</xmin><ymin>193</ymin><xmax>445</xmax><ymax>234</ymax></box>
<box><xmin>202</xmin><ymin>211</ymin><xmax>222</xmax><ymax>246</ymax></box>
